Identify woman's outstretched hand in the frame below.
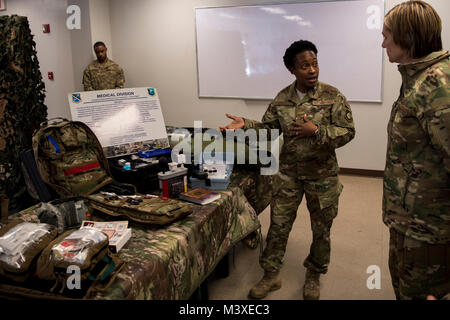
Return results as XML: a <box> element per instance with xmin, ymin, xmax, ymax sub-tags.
<box><xmin>219</xmin><ymin>113</ymin><xmax>245</xmax><ymax>131</ymax></box>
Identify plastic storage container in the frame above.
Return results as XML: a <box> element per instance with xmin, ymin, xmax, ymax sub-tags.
<box><xmin>108</xmin><ymin>155</ymin><xmax>167</xmax><ymax>193</ymax></box>
<box><xmin>158</xmin><ymin>166</ymin><xmax>188</xmax><ymax>198</ymax></box>
<box><xmin>190</xmin><ymin>152</ymin><xmax>234</xmax><ymax>190</ymax></box>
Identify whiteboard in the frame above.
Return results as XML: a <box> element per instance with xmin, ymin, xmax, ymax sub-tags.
<box><xmin>195</xmin><ymin>0</ymin><xmax>384</xmax><ymax>102</ymax></box>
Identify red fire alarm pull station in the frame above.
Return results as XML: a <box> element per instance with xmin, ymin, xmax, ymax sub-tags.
<box><xmin>42</xmin><ymin>24</ymin><xmax>50</xmax><ymax>33</ymax></box>
<box><xmin>48</xmin><ymin>72</ymin><xmax>54</xmax><ymax>80</ymax></box>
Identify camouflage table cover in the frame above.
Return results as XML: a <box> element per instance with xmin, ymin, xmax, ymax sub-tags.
<box><xmin>3</xmin><ymin>168</ymin><xmax>272</xmax><ymax>300</ymax></box>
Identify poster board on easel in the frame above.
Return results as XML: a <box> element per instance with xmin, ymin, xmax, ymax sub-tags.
<box><xmin>68</xmin><ymin>87</ymin><xmax>169</xmax><ymax>158</ymax></box>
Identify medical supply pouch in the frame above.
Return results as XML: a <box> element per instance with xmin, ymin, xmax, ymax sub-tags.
<box><xmin>36</xmin><ymin>228</ymin><xmax>123</xmax><ymax>295</ymax></box>
<box><xmin>0</xmin><ymin>220</ymin><xmax>57</xmax><ymax>282</ymax></box>
<box><xmin>87</xmin><ymin>193</ymin><xmax>193</xmax><ymax>226</ymax></box>
<box><xmin>36</xmin><ymin>197</ymin><xmax>89</xmax><ymax>235</ymax></box>
<box><xmin>32</xmin><ymin>118</ymin><xmax>114</xmax><ymax>197</ymax></box>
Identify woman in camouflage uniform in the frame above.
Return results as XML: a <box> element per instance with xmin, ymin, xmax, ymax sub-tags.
<box><xmin>220</xmin><ymin>40</ymin><xmax>355</xmax><ymax>300</ymax></box>
<box><xmin>382</xmin><ymin>1</ymin><xmax>449</xmax><ymax>300</ymax></box>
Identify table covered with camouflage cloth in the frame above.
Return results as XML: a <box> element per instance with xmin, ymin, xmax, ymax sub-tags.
<box><xmin>2</xmin><ymin>168</ymin><xmax>272</xmax><ymax>300</ymax></box>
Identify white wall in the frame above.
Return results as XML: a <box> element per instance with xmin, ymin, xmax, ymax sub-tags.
<box><xmin>89</xmin><ymin>0</ymin><xmax>113</xmax><ymax>59</ymax></box>
<box><xmin>341</xmin><ymin>0</ymin><xmax>449</xmax><ymax>170</ymax></box>
<box><xmin>1</xmin><ymin>0</ymin><xmax>75</xmax><ymax>119</ymax></box>
<box><xmin>2</xmin><ymin>0</ymin><xmax>449</xmax><ymax>171</ymax></box>
<box><xmin>69</xmin><ymin>0</ymin><xmax>93</xmax><ymax>92</ymax></box>
<box><xmin>69</xmin><ymin>0</ymin><xmax>115</xmax><ymax>91</ymax></box>
<box><xmin>109</xmin><ymin>0</ymin><xmax>450</xmax><ymax>171</ymax></box>
<box><xmin>1</xmin><ymin>0</ymin><xmax>116</xmax><ymax>114</ymax></box>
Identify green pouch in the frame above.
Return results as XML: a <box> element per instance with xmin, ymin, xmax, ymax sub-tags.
<box><xmin>37</xmin><ymin>227</ymin><xmax>126</xmax><ymax>296</ymax></box>
<box><xmin>88</xmin><ymin>193</ymin><xmax>192</xmax><ymax>225</ymax></box>
<box><xmin>37</xmin><ymin>228</ymin><xmax>109</xmax><ymax>283</ymax></box>
<box><xmin>0</xmin><ymin>220</ymin><xmax>57</xmax><ymax>282</ymax></box>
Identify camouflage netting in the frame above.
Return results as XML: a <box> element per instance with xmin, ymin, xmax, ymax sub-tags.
<box><xmin>0</xmin><ymin>15</ymin><xmax>47</xmax><ymax>211</ymax></box>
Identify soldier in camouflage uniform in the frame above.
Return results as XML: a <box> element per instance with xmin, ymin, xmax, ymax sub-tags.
<box><xmin>82</xmin><ymin>41</ymin><xmax>125</xmax><ymax>91</ymax></box>
<box><xmin>382</xmin><ymin>1</ymin><xmax>450</xmax><ymax>300</ymax></box>
<box><xmin>220</xmin><ymin>40</ymin><xmax>355</xmax><ymax>300</ymax></box>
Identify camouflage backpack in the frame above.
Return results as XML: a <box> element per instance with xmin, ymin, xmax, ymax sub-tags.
<box><xmin>32</xmin><ymin>118</ymin><xmax>113</xmax><ymax>197</ymax></box>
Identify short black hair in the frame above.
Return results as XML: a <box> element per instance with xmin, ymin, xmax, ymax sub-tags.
<box><xmin>93</xmin><ymin>41</ymin><xmax>106</xmax><ymax>49</ymax></box>
<box><xmin>283</xmin><ymin>40</ymin><xmax>318</xmax><ymax>70</ymax></box>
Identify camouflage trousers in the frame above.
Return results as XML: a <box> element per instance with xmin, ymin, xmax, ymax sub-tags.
<box><xmin>260</xmin><ymin>173</ymin><xmax>342</xmax><ymax>274</ymax></box>
<box><xmin>388</xmin><ymin>228</ymin><xmax>450</xmax><ymax>300</ymax></box>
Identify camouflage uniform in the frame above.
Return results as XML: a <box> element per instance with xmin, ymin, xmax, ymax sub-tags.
<box><xmin>244</xmin><ymin>80</ymin><xmax>355</xmax><ymax>274</ymax></box>
<box><xmin>383</xmin><ymin>50</ymin><xmax>450</xmax><ymax>300</ymax></box>
<box><xmin>82</xmin><ymin>58</ymin><xmax>125</xmax><ymax>91</ymax></box>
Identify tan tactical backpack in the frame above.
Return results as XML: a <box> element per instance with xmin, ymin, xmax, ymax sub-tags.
<box><xmin>32</xmin><ymin>118</ymin><xmax>113</xmax><ymax>197</ymax></box>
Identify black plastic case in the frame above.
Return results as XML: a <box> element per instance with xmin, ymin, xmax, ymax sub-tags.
<box><xmin>108</xmin><ymin>155</ymin><xmax>168</xmax><ymax>194</ymax></box>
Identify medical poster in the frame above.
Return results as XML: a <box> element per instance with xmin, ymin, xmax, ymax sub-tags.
<box><xmin>69</xmin><ymin>87</ymin><xmax>169</xmax><ymax>158</ymax></box>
